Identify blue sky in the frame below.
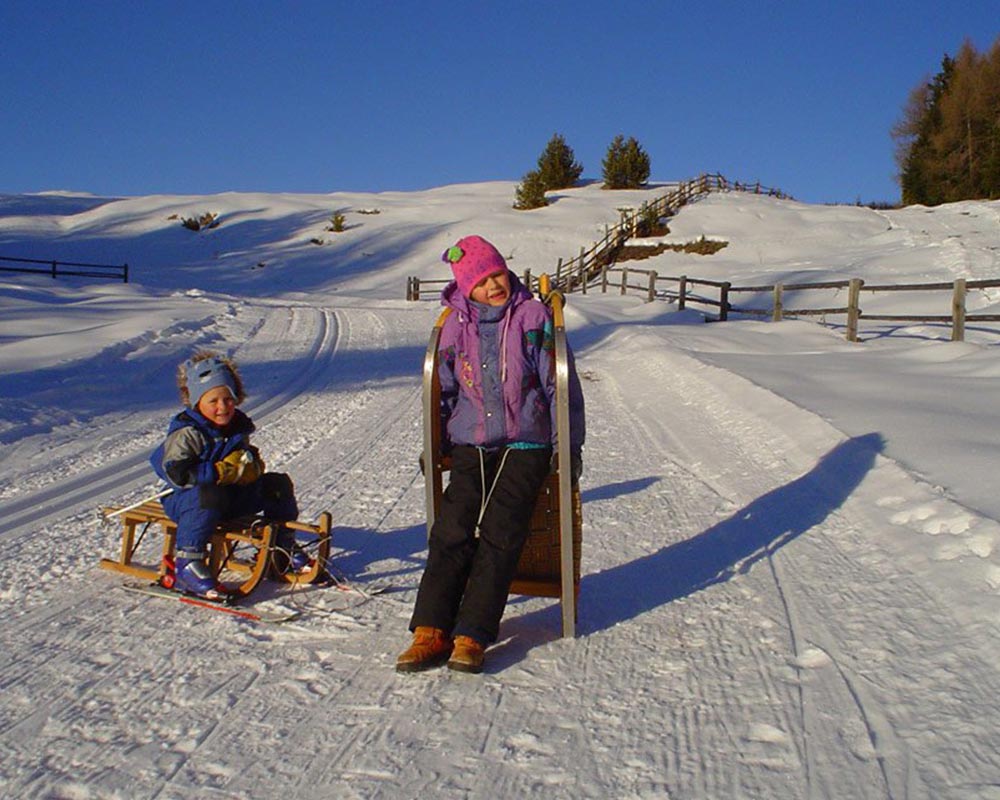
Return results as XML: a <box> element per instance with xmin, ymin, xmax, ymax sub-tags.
<box><xmin>2</xmin><ymin>1</ymin><xmax>998</xmax><ymax>204</ymax></box>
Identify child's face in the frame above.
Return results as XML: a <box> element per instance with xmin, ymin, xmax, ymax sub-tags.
<box><xmin>469</xmin><ymin>270</ymin><xmax>511</xmax><ymax>307</ymax></box>
<box><xmin>197</xmin><ymin>386</ymin><xmax>236</xmax><ymax>427</ymax></box>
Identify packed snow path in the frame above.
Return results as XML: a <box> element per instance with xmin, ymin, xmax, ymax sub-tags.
<box><xmin>2</xmin><ymin>295</ymin><xmax>1000</xmax><ymax>800</ymax></box>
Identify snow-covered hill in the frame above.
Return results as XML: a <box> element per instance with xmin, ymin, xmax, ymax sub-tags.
<box><xmin>2</xmin><ymin>181</ymin><xmax>1000</xmax><ymax>799</ymax></box>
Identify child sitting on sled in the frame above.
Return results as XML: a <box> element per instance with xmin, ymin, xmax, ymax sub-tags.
<box><xmin>150</xmin><ymin>351</ymin><xmax>311</xmax><ymax>599</ymax></box>
<box><xmin>397</xmin><ymin>235</ymin><xmax>585</xmax><ymax>674</ymax></box>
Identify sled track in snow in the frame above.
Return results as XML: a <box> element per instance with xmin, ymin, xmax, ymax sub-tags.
<box><xmin>570</xmin><ymin>336</ymin><xmax>897</xmax><ymax>797</ymax></box>
<box><xmin>0</xmin><ymin>306</ymin><xmax>339</xmax><ymax>541</ymax></box>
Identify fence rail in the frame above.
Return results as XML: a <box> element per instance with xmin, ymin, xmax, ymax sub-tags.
<box><xmin>594</xmin><ymin>269</ymin><xmax>999</xmax><ymax>342</ymax></box>
<box><xmin>0</xmin><ymin>255</ymin><xmax>129</xmax><ymax>283</ymax></box>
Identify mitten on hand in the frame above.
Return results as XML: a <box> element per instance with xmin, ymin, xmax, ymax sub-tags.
<box><xmin>215</xmin><ymin>450</ymin><xmax>258</xmax><ymax>485</ymax></box>
<box><xmin>237</xmin><ymin>450</ymin><xmax>264</xmax><ymax>485</ymax></box>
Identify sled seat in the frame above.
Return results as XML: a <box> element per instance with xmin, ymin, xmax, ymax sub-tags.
<box><xmin>99</xmin><ymin>500</ymin><xmax>332</xmax><ymax>597</ymax></box>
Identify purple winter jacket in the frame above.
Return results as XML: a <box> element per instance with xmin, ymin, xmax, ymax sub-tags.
<box><xmin>437</xmin><ymin>272</ymin><xmax>585</xmax><ymax>454</ymax></box>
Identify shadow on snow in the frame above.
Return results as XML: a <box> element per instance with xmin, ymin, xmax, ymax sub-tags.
<box><xmin>491</xmin><ymin>432</ymin><xmax>885</xmax><ymax>670</ymax></box>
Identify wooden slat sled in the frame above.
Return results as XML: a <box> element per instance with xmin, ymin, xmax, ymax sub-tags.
<box><xmin>99</xmin><ymin>500</ymin><xmax>332</xmax><ymax>597</ymax></box>
<box><xmin>422</xmin><ymin>273</ymin><xmax>582</xmax><ymax>637</ymax></box>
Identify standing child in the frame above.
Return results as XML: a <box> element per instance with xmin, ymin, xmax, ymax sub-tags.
<box><xmin>397</xmin><ymin>235</ymin><xmax>585</xmax><ymax>674</ymax></box>
<box><xmin>151</xmin><ymin>351</ymin><xmax>311</xmax><ymax>599</ymax></box>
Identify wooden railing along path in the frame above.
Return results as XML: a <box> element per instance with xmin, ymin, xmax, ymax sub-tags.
<box><xmin>406</xmin><ymin>173</ymin><xmax>767</xmax><ymax>302</ymax></box>
<box><xmin>406</xmin><ymin>173</ymin><xmax>1000</xmax><ymax>343</ymax></box>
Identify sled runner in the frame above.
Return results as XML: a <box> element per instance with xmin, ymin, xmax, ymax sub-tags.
<box><xmin>99</xmin><ymin>500</ymin><xmax>332</xmax><ymax>597</ymax></box>
<box><xmin>422</xmin><ymin>273</ymin><xmax>581</xmax><ymax>637</ymax></box>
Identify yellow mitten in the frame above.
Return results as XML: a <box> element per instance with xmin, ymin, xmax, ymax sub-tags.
<box><xmin>216</xmin><ymin>450</ymin><xmax>248</xmax><ymax>485</ymax></box>
<box><xmin>238</xmin><ymin>450</ymin><xmax>264</xmax><ymax>485</ymax></box>
<box><xmin>215</xmin><ymin>451</ymin><xmax>241</xmax><ymax>484</ymax></box>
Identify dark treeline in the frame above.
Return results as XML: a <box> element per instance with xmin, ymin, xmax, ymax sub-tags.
<box><xmin>893</xmin><ymin>35</ymin><xmax>1000</xmax><ymax>205</ymax></box>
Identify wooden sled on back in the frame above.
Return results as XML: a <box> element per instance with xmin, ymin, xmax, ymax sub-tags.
<box><xmin>99</xmin><ymin>499</ymin><xmax>331</xmax><ymax>598</ymax></box>
<box><xmin>422</xmin><ymin>273</ymin><xmax>581</xmax><ymax>637</ymax></box>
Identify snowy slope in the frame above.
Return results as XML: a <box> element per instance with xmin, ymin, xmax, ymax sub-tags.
<box><xmin>1</xmin><ymin>182</ymin><xmax>1000</xmax><ymax>799</ymax></box>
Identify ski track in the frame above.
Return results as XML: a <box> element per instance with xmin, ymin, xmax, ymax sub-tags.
<box><xmin>2</xmin><ymin>303</ymin><xmax>1000</xmax><ymax>798</ymax></box>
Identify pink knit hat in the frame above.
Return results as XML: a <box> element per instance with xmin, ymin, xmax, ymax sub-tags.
<box><xmin>442</xmin><ymin>235</ymin><xmax>508</xmax><ymax>297</ymax></box>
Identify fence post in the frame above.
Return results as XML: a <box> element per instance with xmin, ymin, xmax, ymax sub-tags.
<box><xmin>581</xmin><ymin>259</ymin><xmax>588</xmax><ymax>295</ymax></box>
<box><xmin>772</xmin><ymin>282</ymin><xmax>784</xmax><ymax>321</ymax></box>
<box><xmin>523</xmin><ymin>269</ymin><xmax>532</xmax><ymax>291</ymax></box>
<box><xmin>51</xmin><ymin>260</ymin><xmax>58</xmax><ymax>279</ymax></box>
<box><xmin>678</xmin><ymin>275</ymin><xmax>687</xmax><ymax>310</ymax></box>
<box><xmin>647</xmin><ymin>270</ymin><xmax>657</xmax><ymax>302</ymax></box>
<box><xmin>123</xmin><ymin>263</ymin><xmax>129</xmax><ymax>283</ymax></box>
<box><xmin>719</xmin><ymin>282</ymin><xmax>731</xmax><ymax>321</ymax></box>
<box><xmin>601</xmin><ymin>266</ymin><xmax>609</xmax><ymax>293</ymax></box>
<box><xmin>412</xmin><ymin>277</ymin><xmax>421</xmax><ymax>301</ymax></box>
<box><xmin>952</xmin><ymin>278</ymin><xmax>967</xmax><ymax>342</ymax></box>
<box><xmin>620</xmin><ymin>267</ymin><xmax>629</xmax><ymax>296</ymax></box>
<box><xmin>846</xmin><ymin>278</ymin><xmax>863</xmax><ymax>342</ymax></box>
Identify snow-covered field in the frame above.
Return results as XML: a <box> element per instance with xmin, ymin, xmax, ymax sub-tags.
<box><xmin>2</xmin><ymin>180</ymin><xmax>1000</xmax><ymax>799</ymax></box>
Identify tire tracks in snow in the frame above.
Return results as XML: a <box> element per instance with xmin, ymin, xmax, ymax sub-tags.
<box><xmin>0</xmin><ymin>304</ymin><xmax>433</xmax><ymax>799</ymax></box>
<box><xmin>0</xmin><ymin>303</ymin><xmax>343</xmax><ymax>784</ymax></box>
<box><xmin>564</xmin><ymin>330</ymin><xmax>893</xmax><ymax>797</ymax></box>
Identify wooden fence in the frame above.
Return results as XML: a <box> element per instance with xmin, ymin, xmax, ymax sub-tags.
<box><xmin>0</xmin><ymin>255</ymin><xmax>129</xmax><ymax>283</ymax></box>
<box><xmin>595</xmin><ymin>267</ymin><xmax>1000</xmax><ymax>342</ymax></box>
<box><xmin>406</xmin><ymin>173</ymin><xmax>773</xmax><ymax>301</ymax></box>
<box><xmin>405</xmin><ymin>173</ymin><xmax>1000</xmax><ymax>342</ymax></box>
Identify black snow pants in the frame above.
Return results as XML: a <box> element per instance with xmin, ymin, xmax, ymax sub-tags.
<box><xmin>410</xmin><ymin>444</ymin><xmax>552</xmax><ymax>645</ymax></box>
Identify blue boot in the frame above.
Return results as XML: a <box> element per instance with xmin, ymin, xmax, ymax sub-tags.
<box><xmin>174</xmin><ymin>556</ymin><xmax>224</xmax><ymax>600</ymax></box>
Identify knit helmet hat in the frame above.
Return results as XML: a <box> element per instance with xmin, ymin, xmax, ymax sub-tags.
<box><xmin>178</xmin><ymin>352</ymin><xmax>244</xmax><ymax>407</ymax></box>
<box><xmin>442</xmin><ymin>235</ymin><xmax>508</xmax><ymax>298</ymax></box>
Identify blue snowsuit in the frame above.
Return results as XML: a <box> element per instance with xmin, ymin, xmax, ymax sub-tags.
<box><xmin>150</xmin><ymin>407</ymin><xmax>297</xmax><ymax>557</ymax></box>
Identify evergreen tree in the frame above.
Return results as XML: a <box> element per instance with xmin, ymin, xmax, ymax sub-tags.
<box><xmin>536</xmin><ymin>133</ymin><xmax>584</xmax><ymax>190</ymax></box>
<box><xmin>936</xmin><ymin>41</ymin><xmax>987</xmax><ymax>201</ymax></box>
<box><xmin>894</xmin><ymin>55</ymin><xmax>954</xmax><ymax>205</ymax></box>
<box><xmin>513</xmin><ymin>169</ymin><xmax>549</xmax><ymax>210</ymax></box>
<box><xmin>602</xmin><ymin>135</ymin><xmax>651</xmax><ymax>189</ymax></box>
<box><xmin>981</xmin><ymin>40</ymin><xmax>1000</xmax><ymax>198</ymax></box>
<box><xmin>893</xmin><ymin>34</ymin><xmax>1000</xmax><ymax>204</ymax></box>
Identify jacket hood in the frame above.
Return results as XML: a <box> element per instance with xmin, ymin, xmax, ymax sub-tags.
<box><xmin>440</xmin><ymin>270</ymin><xmax>532</xmax><ymax>318</ymax></box>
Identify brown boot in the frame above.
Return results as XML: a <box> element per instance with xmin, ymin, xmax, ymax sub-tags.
<box><xmin>396</xmin><ymin>627</ymin><xmax>453</xmax><ymax>673</ymax></box>
<box><xmin>447</xmin><ymin>635</ymin><xmax>485</xmax><ymax>674</ymax></box>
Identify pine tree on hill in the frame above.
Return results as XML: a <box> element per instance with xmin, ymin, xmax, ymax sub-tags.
<box><xmin>536</xmin><ymin>133</ymin><xmax>584</xmax><ymax>190</ymax></box>
<box><xmin>602</xmin><ymin>135</ymin><xmax>651</xmax><ymax>190</ymax></box>
<box><xmin>513</xmin><ymin>169</ymin><xmax>549</xmax><ymax>210</ymax></box>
